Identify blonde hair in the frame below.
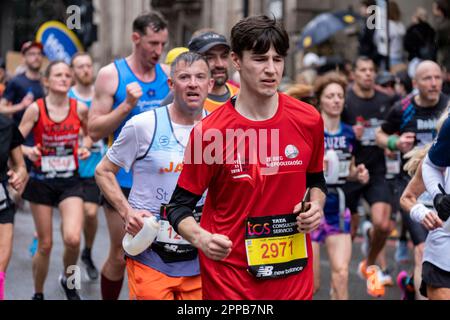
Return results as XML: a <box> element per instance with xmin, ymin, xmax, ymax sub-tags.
<box><xmin>403</xmin><ymin>109</ymin><xmax>449</xmax><ymax>176</ymax></box>
<box><xmin>285</xmin><ymin>84</ymin><xmax>314</xmax><ymax>100</ymax></box>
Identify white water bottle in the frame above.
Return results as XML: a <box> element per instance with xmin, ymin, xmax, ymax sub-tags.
<box><xmin>122</xmin><ymin>216</ymin><xmax>160</xmax><ymax>256</ymax></box>
<box><xmin>325</xmin><ymin>149</ymin><xmax>340</xmax><ymax>185</ymax></box>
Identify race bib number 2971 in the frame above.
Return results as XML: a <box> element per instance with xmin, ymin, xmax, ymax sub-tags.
<box><xmin>245</xmin><ymin>213</ymin><xmax>308</xmax><ymax>279</ymax></box>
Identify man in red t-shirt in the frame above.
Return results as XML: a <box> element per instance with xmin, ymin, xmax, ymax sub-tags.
<box><xmin>167</xmin><ymin>15</ymin><xmax>327</xmax><ymax>300</ymax></box>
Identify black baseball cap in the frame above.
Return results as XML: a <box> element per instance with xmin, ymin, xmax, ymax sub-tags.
<box><xmin>376</xmin><ymin>71</ymin><xmax>395</xmax><ymax>86</ymax></box>
<box><xmin>188</xmin><ymin>32</ymin><xmax>230</xmax><ymax>54</ymax></box>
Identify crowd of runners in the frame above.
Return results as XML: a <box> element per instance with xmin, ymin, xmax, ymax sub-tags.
<box><xmin>0</xmin><ymin>5</ymin><xmax>449</xmax><ymax>301</ymax></box>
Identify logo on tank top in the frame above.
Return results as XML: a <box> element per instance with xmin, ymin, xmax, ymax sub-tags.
<box><xmin>160</xmin><ymin>162</ymin><xmax>183</xmax><ymax>174</ymax></box>
<box><xmin>159</xmin><ymin>135</ymin><xmax>170</xmax><ymax>147</ymax></box>
<box><xmin>147</xmin><ymin>89</ymin><xmax>156</xmax><ymax>97</ymax></box>
<box><xmin>44</xmin><ymin>124</ymin><xmax>75</xmax><ymax>133</ymax></box>
<box><xmin>285</xmin><ymin>145</ymin><xmax>299</xmax><ymax>159</ymax></box>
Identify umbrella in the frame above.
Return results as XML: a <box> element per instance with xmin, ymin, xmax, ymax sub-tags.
<box><xmin>298</xmin><ymin>10</ymin><xmax>361</xmax><ymax>50</ymax></box>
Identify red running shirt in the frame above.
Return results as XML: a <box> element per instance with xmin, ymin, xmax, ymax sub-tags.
<box><xmin>178</xmin><ymin>93</ymin><xmax>324</xmax><ymax>300</ymax></box>
<box><xmin>32</xmin><ymin>98</ymin><xmax>81</xmax><ymax>178</ymax></box>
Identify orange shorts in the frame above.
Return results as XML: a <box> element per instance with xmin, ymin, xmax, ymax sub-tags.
<box><xmin>126</xmin><ymin>258</ymin><xmax>202</xmax><ymax>300</ymax></box>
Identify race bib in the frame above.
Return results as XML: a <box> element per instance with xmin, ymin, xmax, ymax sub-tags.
<box><xmin>156</xmin><ymin>220</ymin><xmax>190</xmax><ymax>245</ymax></box>
<box><xmin>361</xmin><ymin>127</ymin><xmax>376</xmax><ymax>146</ymax></box>
<box><xmin>338</xmin><ymin>160</ymin><xmax>351</xmax><ymax>178</ymax></box>
<box><xmin>245</xmin><ymin>213</ymin><xmax>308</xmax><ymax>279</ymax></box>
<box><xmin>41</xmin><ymin>155</ymin><xmax>76</xmax><ymax>173</ymax></box>
<box><xmin>151</xmin><ymin>204</ymin><xmax>202</xmax><ymax>263</ymax></box>
<box><xmin>385</xmin><ymin>151</ymin><xmax>401</xmax><ymax>175</ymax></box>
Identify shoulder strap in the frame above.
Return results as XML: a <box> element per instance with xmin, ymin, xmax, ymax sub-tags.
<box><xmin>35</xmin><ymin>98</ymin><xmax>46</xmax><ymax>122</ymax></box>
<box><xmin>69</xmin><ymin>98</ymin><xmax>80</xmax><ymax>121</ymax></box>
<box><xmin>136</xmin><ymin>109</ymin><xmax>158</xmax><ymax>161</ymax></box>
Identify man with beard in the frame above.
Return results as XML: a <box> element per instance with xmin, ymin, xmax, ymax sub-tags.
<box><xmin>68</xmin><ymin>52</ymin><xmax>103</xmax><ymax>281</ymax></box>
<box><xmin>88</xmin><ymin>11</ymin><xmax>170</xmax><ymax>300</ymax></box>
<box><xmin>376</xmin><ymin>60</ymin><xmax>448</xmax><ymax>299</ymax></box>
<box><xmin>188</xmin><ymin>30</ymin><xmax>239</xmax><ymax>112</ymax></box>
<box><xmin>0</xmin><ymin>41</ymin><xmax>45</xmax><ymax>138</ymax></box>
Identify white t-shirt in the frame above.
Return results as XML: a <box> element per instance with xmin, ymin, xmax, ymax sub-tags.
<box><xmin>374</xmin><ymin>20</ymin><xmax>406</xmax><ymax>59</ymax></box>
<box><xmin>107</xmin><ymin>108</ymin><xmax>197</xmax><ymax>213</ymax></box>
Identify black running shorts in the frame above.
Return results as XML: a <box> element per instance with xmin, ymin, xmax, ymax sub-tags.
<box><xmin>22</xmin><ymin>177</ymin><xmax>83</xmax><ymax>207</ymax></box>
<box><xmin>420</xmin><ymin>261</ymin><xmax>450</xmax><ymax>297</ymax></box>
<box><xmin>101</xmin><ymin>186</ymin><xmax>131</xmax><ymax>210</ymax></box>
<box><xmin>386</xmin><ymin>176</ymin><xmax>409</xmax><ymax>221</ymax></box>
<box><xmin>0</xmin><ymin>206</ymin><xmax>15</xmax><ymax>224</ymax></box>
<box><xmin>401</xmin><ymin>209</ymin><xmax>429</xmax><ymax>245</ymax></box>
<box><xmin>0</xmin><ymin>181</ymin><xmax>15</xmax><ymax>224</ymax></box>
<box><xmin>81</xmin><ymin>177</ymin><xmax>102</xmax><ymax>205</ymax></box>
<box><xmin>343</xmin><ymin>174</ymin><xmax>392</xmax><ymax>213</ymax></box>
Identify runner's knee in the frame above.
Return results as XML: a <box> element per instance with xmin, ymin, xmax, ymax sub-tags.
<box><xmin>63</xmin><ymin>234</ymin><xmax>81</xmax><ymax>250</ymax></box>
<box><xmin>332</xmin><ymin>267</ymin><xmax>349</xmax><ymax>284</ymax></box>
<box><xmin>38</xmin><ymin>240</ymin><xmax>53</xmax><ymax>256</ymax></box>
<box><xmin>84</xmin><ymin>205</ymin><xmax>98</xmax><ymax>220</ymax></box>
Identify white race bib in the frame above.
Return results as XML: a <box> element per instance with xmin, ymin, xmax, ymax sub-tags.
<box><xmin>41</xmin><ymin>155</ymin><xmax>76</xmax><ymax>173</ymax></box>
<box><xmin>361</xmin><ymin>127</ymin><xmax>376</xmax><ymax>146</ymax></box>
<box><xmin>338</xmin><ymin>160</ymin><xmax>351</xmax><ymax>177</ymax></box>
<box><xmin>156</xmin><ymin>220</ymin><xmax>190</xmax><ymax>245</ymax></box>
<box><xmin>385</xmin><ymin>152</ymin><xmax>401</xmax><ymax>175</ymax></box>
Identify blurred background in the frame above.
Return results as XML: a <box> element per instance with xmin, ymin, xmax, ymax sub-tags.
<box><xmin>0</xmin><ymin>0</ymin><xmax>440</xmax><ymax>82</ymax></box>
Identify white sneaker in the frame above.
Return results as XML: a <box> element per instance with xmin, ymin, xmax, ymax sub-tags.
<box><xmin>379</xmin><ymin>269</ymin><xmax>394</xmax><ymax>287</ymax></box>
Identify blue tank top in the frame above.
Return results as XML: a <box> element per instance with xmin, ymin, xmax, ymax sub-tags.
<box><xmin>112</xmin><ymin>59</ymin><xmax>169</xmax><ymax>188</ymax></box>
<box><xmin>68</xmin><ymin>87</ymin><xmax>105</xmax><ymax>178</ymax></box>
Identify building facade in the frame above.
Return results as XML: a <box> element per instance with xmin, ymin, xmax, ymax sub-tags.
<box><xmin>0</xmin><ymin>0</ymin><xmax>440</xmax><ymax>80</ymax></box>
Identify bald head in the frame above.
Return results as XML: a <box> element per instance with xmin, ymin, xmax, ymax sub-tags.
<box><xmin>413</xmin><ymin>60</ymin><xmax>442</xmax><ymax>106</ymax></box>
<box><xmin>414</xmin><ymin>60</ymin><xmax>441</xmax><ymax>80</ymax></box>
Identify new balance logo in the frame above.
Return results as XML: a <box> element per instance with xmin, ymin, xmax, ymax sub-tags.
<box><xmin>256</xmin><ymin>266</ymin><xmax>274</xmax><ymax>277</ymax></box>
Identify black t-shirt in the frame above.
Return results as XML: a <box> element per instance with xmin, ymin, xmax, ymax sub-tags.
<box><xmin>342</xmin><ymin>89</ymin><xmax>395</xmax><ymax>174</ymax></box>
<box><xmin>3</xmin><ymin>73</ymin><xmax>44</xmax><ymax>126</ymax></box>
<box><xmin>0</xmin><ymin>114</ymin><xmax>25</xmax><ymax>181</ymax></box>
<box><xmin>381</xmin><ymin>93</ymin><xmax>448</xmax><ymax>176</ymax></box>
<box><xmin>381</xmin><ymin>93</ymin><xmax>448</xmax><ymax>144</ymax></box>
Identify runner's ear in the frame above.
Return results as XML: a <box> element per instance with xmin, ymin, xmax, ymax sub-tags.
<box><xmin>131</xmin><ymin>32</ymin><xmax>141</xmax><ymax>45</ymax></box>
<box><xmin>168</xmin><ymin>78</ymin><xmax>174</xmax><ymax>91</ymax></box>
<box><xmin>230</xmin><ymin>52</ymin><xmax>241</xmax><ymax>71</ymax></box>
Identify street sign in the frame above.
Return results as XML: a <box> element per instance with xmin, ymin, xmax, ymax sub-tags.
<box><xmin>36</xmin><ymin>21</ymin><xmax>84</xmax><ymax>64</ymax></box>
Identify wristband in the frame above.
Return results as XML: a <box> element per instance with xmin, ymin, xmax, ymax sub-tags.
<box><xmin>410</xmin><ymin>203</ymin><xmax>429</xmax><ymax>223</ymax></box>
<box><xmin>387</xmin><ymin>135</ymin><xmax>399</xmax><ymax>151</ymax></box>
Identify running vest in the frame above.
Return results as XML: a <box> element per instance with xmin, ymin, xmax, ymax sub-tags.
<box><xmin>324</xmin><ymin>123</ymin><xmax>355</xmax><ymax>228</ymax></box>
<box><xmin>32</xmin><ymin>98</ymin><xmax>81</xmax><ymax>179</ymax></box>
<box><xmin>324</xmin><ymin>123</ymin><xmax>355</xmax><ymax>186</ymax></box>
<box><xmin>112</xmin><ymin>59</ymin><xmax>170</xmax><ymax>188</ymax></box>
<box><xmin>203</xmin><ymin>82</ymin><xmax>239</xmax><ymax>113</ymax></box>
<box><xmin>68</xmin><ymin>87</ymin><xmax>92</xmax><ymax>107</ymax></box>
<box><xmin>68</xmin><ymin>87</ymin><xmax>105</xmax><ymax>178</ymax></box>
<box><xmin>129</xmin><ymin>106</ymin><xmax>206</xmax><ymax>264</ymax></box>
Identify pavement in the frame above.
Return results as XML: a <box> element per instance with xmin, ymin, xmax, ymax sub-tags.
<box><xmin>5</xmin><ymin>204</ymin><xmax>414</xmax><ymax>300</ymax></box>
